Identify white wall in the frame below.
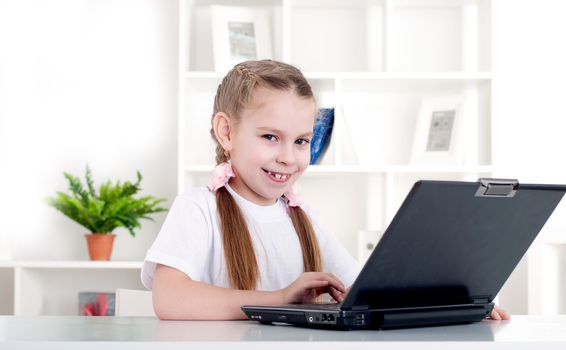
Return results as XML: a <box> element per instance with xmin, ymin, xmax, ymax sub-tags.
<box><xmin>492</xmin><ymin>0</ymin><xmax>566</xmax><ymax>314</ymax></box>
<box><xmin>0</xmin><ymin>0</ymin><xmax>179</xmax><ymax>260</ymax></box>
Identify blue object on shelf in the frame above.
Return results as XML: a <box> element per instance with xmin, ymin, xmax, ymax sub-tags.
<box><xmin>310</xmin><ymin>108</ymin><xmax>334</xmax><ymax>165</ymax></box>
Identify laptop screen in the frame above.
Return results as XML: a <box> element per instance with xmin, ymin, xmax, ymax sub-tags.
<box><xmin>343</xmin><ymin>180</ymin><xmax>566</xmax><ymax>309</ymax></box>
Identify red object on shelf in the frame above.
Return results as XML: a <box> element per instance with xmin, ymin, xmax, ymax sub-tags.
<box><xmin>81</xmin><ymin>303</ymin><xmax>96</xmax><ymax>316</ymax></box>
<box><xmin>79</xmin><ymin>292</ymin><xmax>115</xmax><ymax>316</ymax></box>
<box><xmin>97</xmin><ymin>293</ymin><xmax>108</xmax><ymax>316</ymax></box>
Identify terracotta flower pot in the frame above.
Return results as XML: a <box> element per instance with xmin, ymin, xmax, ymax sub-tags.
<box><xmin>85</xmin><ymin>234</ymin><xmax>116</xmax><ymax>261</ymax></box>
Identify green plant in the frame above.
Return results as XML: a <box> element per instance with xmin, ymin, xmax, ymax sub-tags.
<box><xmin>47</xmin><ymin>166</ymin><xmax>167</xmax><ymax>237</ymax></box>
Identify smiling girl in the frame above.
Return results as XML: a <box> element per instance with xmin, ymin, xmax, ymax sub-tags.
<box><xmin>140</xmin><ymin>60</ymin><xmax>509</xmax><ymax>321</ymax></box>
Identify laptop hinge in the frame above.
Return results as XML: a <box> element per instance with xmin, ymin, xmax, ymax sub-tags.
<box><xmin>472</xmin><ymin>296</ymin><xmax>492</xmax><ymax>304</ymax></box>
<box><xmin>342</xmin><ymin>305</ymin><xmax>369</xmax><ymax>311</ymax></box>
<box><xmin>475</xmin><ymin>178</ymin><xmax>518</xmax><ymax>197</ymax></box>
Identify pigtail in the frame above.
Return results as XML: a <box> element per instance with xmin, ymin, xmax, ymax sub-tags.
<box><xmin>289</xmin><ymin>206</ymin><xmax>323</xmax><ymax>272</ymax></box>
<box><xmin>216</xmin><ymin>186</ymin><xmax>259</xmax><ymax>290</ymax></box>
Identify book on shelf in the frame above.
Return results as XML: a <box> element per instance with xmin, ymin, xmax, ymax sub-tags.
<box><xmin>310</xmin><ymin>107</ymin><xmax>334</xmax><ymax>165</ymax></box>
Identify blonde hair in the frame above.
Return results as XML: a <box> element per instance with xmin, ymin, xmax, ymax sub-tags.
<box><xmin>210</xmin><ymin>60</ymin><xmax>322</xmax><ymax>290</ymax></box>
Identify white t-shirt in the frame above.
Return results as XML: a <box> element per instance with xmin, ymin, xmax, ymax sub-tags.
<box><xmin>141</xmin><ymin>184</ymin><xmax>361</xmax><ymax>291</ymax></box>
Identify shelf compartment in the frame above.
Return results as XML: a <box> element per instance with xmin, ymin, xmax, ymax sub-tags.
<box><xmin>289</xmin><ymin>0</ymin><xmax>384</xmax><ymax>72</ymax></box>
<box><xmin>338</xmin><ymin>78</ymin><xmax>491</xmax><ymax>166</ymax></box>
<box><xmin>388</xmin><ymin>0</ymin><xmax>491</xmax><ymax>72</ymax></box>
<box><xmin>14</xmin><ymin>268</ymin><xmax>144</xmax><ymax>316</ymax></box>
<box><xmin>184</xmin><ymin>0</ymin><xmax>284</xmax><ymax>72</ymax></box>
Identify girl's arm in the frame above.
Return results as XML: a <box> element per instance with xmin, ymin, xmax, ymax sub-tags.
<box><xmin>152</xmin><ymin>264</ymin><xmax>346</xmax><ymax>320</ymax></box>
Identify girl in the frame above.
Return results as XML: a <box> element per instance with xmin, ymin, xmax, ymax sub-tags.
<box><xmin>141</xmin><ymin>60</ymin><xmax>509</xmax><ymax>321</ymax></box>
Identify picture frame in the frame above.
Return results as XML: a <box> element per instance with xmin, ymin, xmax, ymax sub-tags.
<box><xmin>410</xmin><ymin>95</ymin><xmax>468</xmax><ymax>165</ymax></box>
<box><xmin>210</xmin><ymin>6</ymin><xmax>273</xmax><ymax>72</ymax></box>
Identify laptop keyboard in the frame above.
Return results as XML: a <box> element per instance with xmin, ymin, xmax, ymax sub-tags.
<box><xmin>281</xmin><ymin>303</ymin><xmax>343</xmax><ymax>310</ymax></box>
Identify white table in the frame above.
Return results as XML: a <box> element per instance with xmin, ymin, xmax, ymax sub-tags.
<box><xmin>1</xmin><ymin>315</ymin><xmax>566</xmax><ymax>349</ymax></box>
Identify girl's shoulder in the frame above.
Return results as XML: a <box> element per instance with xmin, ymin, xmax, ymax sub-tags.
<box><xmin>174</xmin><ymin>186</ymin><xmax>218</xmax><ymax>213</ymax></box>
<box><xmin>177</xmin><ymin>186</ymin><xmax>215</xmax><ymax>201</ymax></box>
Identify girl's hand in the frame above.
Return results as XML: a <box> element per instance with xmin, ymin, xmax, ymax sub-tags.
<box><xmin>279</xmin><ymin>272</ymin><xmax>346</xmax><ymax>304</ymax></box>
<box><xmin>489</xmin><ymin>305</ymin><xmax>510</xmax><ymax>320</ymax></box>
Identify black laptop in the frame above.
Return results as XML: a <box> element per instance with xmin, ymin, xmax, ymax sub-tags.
<box><xmin>242</xmin><ymin>178</ymin><xmax>566</xmax><ymax>330</ymax></box>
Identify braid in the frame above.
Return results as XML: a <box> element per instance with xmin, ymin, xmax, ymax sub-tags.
<box><xmin>234</xmin><ymin>66</ymin><xmax>260</xmax><ymax>84</ymax></box>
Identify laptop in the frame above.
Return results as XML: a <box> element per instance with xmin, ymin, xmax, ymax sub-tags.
<box><xmin>242</xmin><ymin>178</ymin><xmax>566</xmax><ymax>330</ymax></box>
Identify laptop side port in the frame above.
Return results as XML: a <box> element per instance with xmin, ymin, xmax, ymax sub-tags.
<box><xmin>355</xmin><ymin>313</ymin><xmax>366</xmax><ymax>326</ymax></box>
<box><xmin>306</xmin><ymin>312</ymin><xmax>337</xmax><ymax>325</ymax></box>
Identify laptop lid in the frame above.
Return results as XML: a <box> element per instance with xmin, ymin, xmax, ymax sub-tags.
<box><xmin>342</xmin><ymin>179</ymin><xmax>566</xmax><ymax>310</ymax></box>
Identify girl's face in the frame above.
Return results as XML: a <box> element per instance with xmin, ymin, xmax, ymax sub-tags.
<box><xmin>227</xmin><ymin>87</ymin><xmax>315</xmax><ymax>206</ymax></box>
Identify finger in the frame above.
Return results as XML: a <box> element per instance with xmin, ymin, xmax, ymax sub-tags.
<box><xmin>303</xmin><ymin>280</ymin><xmax>329</xmax><ymax>291</ymax></box>
<box><xmin>325</xmin><ymin>273</ymin><xmax>345</xmax><ymax>289</ymax></box>
<box><xmin>490</xmin><ymin>309</ymin><xmax>502</xmax><ymax>320</ymax></box>
<box><xmin>495</xmin><ymin>306</ymin><xmax>510</xmax><ymax>320</ymax></box>
<box><xmin>320</xmin><ymin>273</ymin><xmax>346</xmax><ymax>292</ymax></box>
<box><xmin>329</xmin><ymin>286</ymin><xmax>345</xmax><ymax>302</ymax></box>
<box><xmin>306</xmin><ymin>273</ymin><xmax>346</xmax><ymax>292</ymax></box>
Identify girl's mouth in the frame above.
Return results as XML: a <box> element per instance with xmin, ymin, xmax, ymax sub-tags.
<box><xmin>262</xmin><ymin>169</ymin><xmax>291</xmax><ymax>183</ymax></box>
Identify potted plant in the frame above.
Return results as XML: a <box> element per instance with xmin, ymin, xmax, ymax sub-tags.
<box><xmin>47</xmin><ymin>166</ymin><xmax>167</xmax><ymax>260</ymax></box>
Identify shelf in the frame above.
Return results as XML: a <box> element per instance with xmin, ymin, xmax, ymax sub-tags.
<box><xmin>184</xmin><ymin>0</ymin><xmax>490</xmax><ymax>72</ymax></box>
<box><xmin>0</xmin><ymin>261</ymin><xmax>143</xmax><ymax>269</ymax></box>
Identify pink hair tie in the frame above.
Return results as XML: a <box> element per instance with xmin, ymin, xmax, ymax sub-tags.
<box><xmin>283</xmin><ymin>184</ymin><xmax>302</xmax><ymax>208</ymax></box>
<box><xmin>207</xmin><ymin>162</ymin><xmax>235</xmax><ymax>192</ymax></box>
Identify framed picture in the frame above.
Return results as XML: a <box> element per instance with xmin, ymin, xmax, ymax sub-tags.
<box><xmin>410</xmin><ymin>95</ymin><xmax>468</xmax><ymax>165</ymax></box>
<box><xmin>210</xmin><ymin>6</ymin><xmax>273</xmax><ymax>72</ymax></box>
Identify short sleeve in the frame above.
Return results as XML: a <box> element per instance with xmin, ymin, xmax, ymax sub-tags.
<box><xmin>304</xmin><ymin>206</ymin><xmax>362</xmax><ymax>288</ymax></box>
<box><xmin>141</xmin><ymin>193</ymin><xmax>212</xmax><ymax>290</ymax></box>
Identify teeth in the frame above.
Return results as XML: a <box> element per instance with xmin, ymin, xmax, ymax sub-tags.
<box><xmin>267</xmin><ymin>171</ymin><xmax>289</xmax><ymax>180</ymax></box>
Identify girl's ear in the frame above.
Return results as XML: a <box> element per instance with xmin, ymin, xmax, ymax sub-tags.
<box><xmin>212</xmin><ymin>112</ymin><xmax>233</xmax><ymax>153</ymax></box>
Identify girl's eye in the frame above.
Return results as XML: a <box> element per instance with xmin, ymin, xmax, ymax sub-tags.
<box><xmin>262</xmin><ymin>134</ymin><xmax>278</xmax><ymax>142</ymax></box>
<box><xmin>295</xmin><ymin>138</ymin><xmax>310</xmax><ymax>146</ymax></box>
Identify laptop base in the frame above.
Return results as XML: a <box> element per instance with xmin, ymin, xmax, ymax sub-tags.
<box><xmin>242</xmin><ymin>303</ymin><xmax>494</xmax><ymax>330</ymax></box>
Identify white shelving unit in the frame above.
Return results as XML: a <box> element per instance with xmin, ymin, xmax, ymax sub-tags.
<box><xmin>179</xmin><ymin>0</ymin><xmax>493</xmax><ymax>258</ymax></box>
<box><xmin>0</xmin><ymin>261</ymin><xmax>144</xmax><ymax>316</ymax></box>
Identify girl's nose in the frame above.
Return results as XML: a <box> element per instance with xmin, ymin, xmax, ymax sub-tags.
<box><xmin>276</xmin><ymin>143</ymin><xmax>295</xmax><ymax>165</ymax></box>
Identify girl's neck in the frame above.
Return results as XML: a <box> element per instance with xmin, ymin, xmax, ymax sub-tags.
<box><xmin>225</xmin><ymin>180</ymin><xmax>279</xmax><ymax>207</ymax></box>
